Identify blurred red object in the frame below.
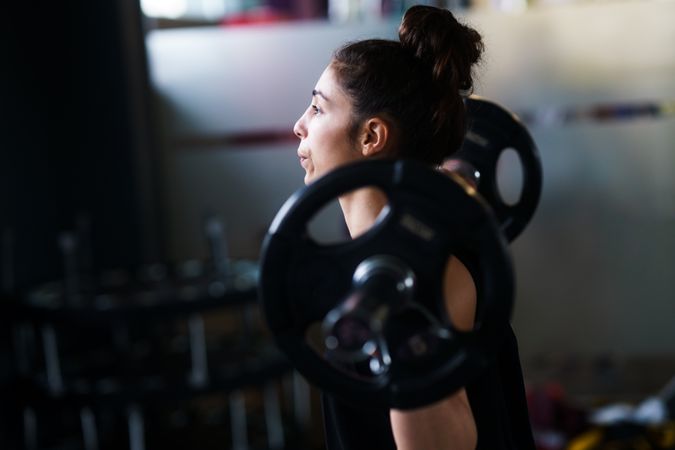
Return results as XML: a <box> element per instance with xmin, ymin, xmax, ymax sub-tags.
<box><xmin>220</xmin><ymin>7</ymin><xmax>293</xmax><ymax>26</ymax></box>
<box><xmin>527</xmin><ymin>382</ymin><xmax>589</xmax><ymax>450</ymax></box>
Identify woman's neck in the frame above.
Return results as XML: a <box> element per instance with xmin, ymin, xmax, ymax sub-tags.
<box><xmin>339</xmin><ymin>187</ymin><xmax>389</xmax><ymax>238</ymax></box>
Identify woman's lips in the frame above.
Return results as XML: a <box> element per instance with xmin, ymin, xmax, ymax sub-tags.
<box><xmin>298</xmin><ymin>154</ymin><xmax>308</xmax><ymax>168</ymax></box>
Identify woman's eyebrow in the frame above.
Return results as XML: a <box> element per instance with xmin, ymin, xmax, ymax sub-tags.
<box><xmin>312</xmin><ymin>89</ymin><xmax>329</xmax><ymax>101</ymax></box>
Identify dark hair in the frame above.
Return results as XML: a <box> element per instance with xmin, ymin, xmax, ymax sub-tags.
<box><xmin>331</xmin><ymin>5</ymin><xmax>484</xmax><ymax>165</ymax></box>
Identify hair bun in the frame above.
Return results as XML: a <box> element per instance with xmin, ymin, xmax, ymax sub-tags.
<box><xmin>398</xmin><ymin>5</ymin><xmax>483</xmax><ymax>92</ymax></box>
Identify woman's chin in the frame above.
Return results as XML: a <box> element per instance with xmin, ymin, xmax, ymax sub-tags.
<box><xmin>304</xmin><ymin>168</ymin><xmax>321</xmax><ymax>185</ymax></box>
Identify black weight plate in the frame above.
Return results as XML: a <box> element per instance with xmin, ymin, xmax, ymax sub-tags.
<box><xmin>259</xmin><ymin>159</ymin><xmax>513</xmax><ymax>409</ymax></box>
<box><xmin>453</xmin><ymin>96</ymin><xmax>543</xmax><ymax>242</ymax></box>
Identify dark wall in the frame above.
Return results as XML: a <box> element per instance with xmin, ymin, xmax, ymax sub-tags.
<box><xmin>1</xmin><ymin>0</ymin><xmax>161</xmax><ymax>291</ymax></box>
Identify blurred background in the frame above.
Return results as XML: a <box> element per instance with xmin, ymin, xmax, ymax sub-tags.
<box><xmin>2</xmin><ymin>0</ymin><xmax>674</xmax><ymax>448</ymax></box>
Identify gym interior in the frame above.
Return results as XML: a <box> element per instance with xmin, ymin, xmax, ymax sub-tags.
<box><xmin>2</xmin><ymin>0</ymin><xmax>675</xmax><ymax>448</ymax></box>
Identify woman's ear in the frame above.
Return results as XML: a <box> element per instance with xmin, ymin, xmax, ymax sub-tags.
<box><xmin>358</xmin><ymin>117</ymin><xmax>391</xmax><ymax>158</ymax></box>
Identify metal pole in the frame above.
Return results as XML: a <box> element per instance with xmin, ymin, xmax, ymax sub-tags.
<box><xmin>188</xmin><ymin>314</ymin><xmax>209</xmax><ymax>387</ymax></box>
<box><xmin>127</xmin><ymin>404</ymin><xmax>146</xmax><ymax>450</ymax></box>
<box><xmin>264</xmin><ymin>382</ymin><xmax>285</xmax><ymax>449</ymax></box>
<box><xmin>80</xmin><ymin>407</ymin><xmax>99</xmax><ymax>450</ymax></box>
<box><xmin>41</xmin><ymin>325</ymin><xmax>64</xmax><ymax>395</ymax></box>
<box><xmin>229</xmin><ymin>390</ymin><xmax>248</xmax><ymax>450</ymax></box>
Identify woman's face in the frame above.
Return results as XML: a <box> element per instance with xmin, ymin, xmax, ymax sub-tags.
<box><xmin>293</xmin><ymin>65</ymin><xmax>362</xmax><ymax>185</ymax></box>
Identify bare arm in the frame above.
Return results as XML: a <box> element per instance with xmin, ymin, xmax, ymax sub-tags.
<box><xmin>390</xmin><ymin>256</ymin><xmax>478</xmax><ymax>450</ymax></box>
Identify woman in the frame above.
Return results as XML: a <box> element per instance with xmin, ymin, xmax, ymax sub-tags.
<box><xmin>293</xmin><ymin>6</ymin><xmax>534</xmax><ymax>450</ymax></box>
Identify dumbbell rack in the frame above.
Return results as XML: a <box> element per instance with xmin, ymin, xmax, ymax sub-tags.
<box><xmin>1</xmin><ymin>222</ymin><xmax>315</xmax><ymax>450</ymax></box>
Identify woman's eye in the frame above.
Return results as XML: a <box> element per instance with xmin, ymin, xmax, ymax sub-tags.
<box><xmin>311</xmin><ymin>104</ymin><xmax>322</xmax><ymax>115</ymax></box>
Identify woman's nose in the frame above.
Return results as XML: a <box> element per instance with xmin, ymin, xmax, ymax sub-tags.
<box><xmin>293</xmin><ymin>115</ymin><xmax>306</xmax><ymax>139</ymax></box>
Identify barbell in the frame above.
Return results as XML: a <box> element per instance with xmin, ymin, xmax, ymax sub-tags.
<box><xmin>259</xmin><ymin>159</ymin><xmax>514</xmax><ymax>409</ymax></box>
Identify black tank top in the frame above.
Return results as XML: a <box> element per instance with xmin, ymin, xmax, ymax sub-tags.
<box><xmin>321</xmin><ymin>324</ymin><xmax>536</xmax><ymax>450</ymax></box>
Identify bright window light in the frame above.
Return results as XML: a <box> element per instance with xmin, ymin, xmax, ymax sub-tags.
<box><xmin>141</xmin><ymin>0</ymin><xmax>189</xmax><ymax>18</ymax></box>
